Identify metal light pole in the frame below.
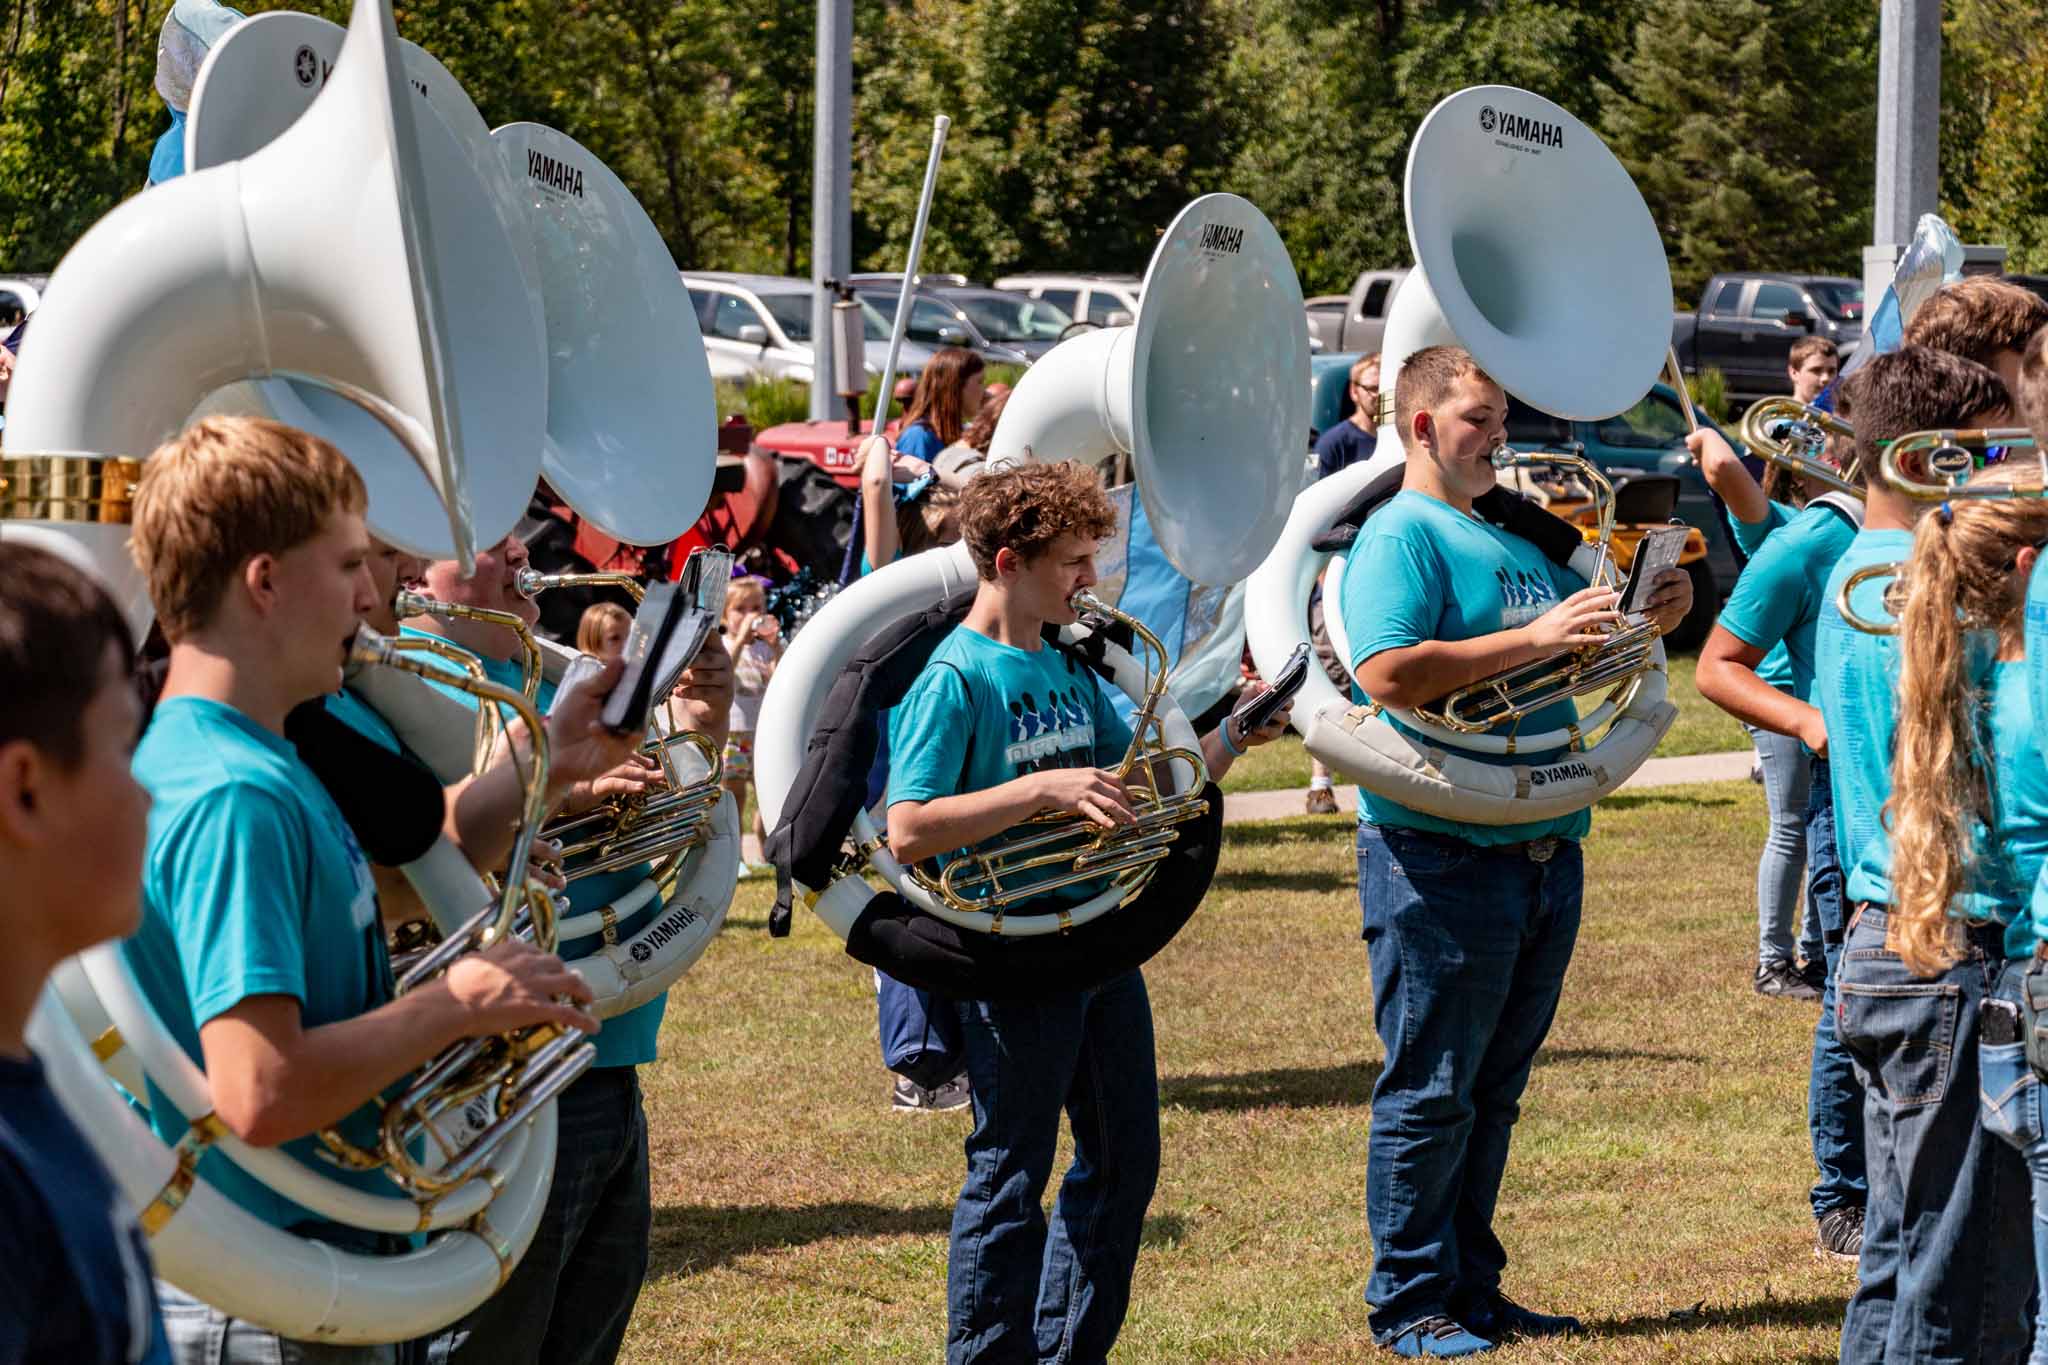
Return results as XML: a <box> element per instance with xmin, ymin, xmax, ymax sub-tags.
<box><xmin>1864</xmin><ymin>0</ymin><xmax>1941</xmax><ymax>312</ymax></box>
<box><xmin>809</xmin><ymin>0</ymin><xmax>853</xmax><ymax>421</ymax></box>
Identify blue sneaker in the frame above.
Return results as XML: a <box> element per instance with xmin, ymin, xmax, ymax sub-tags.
<box><xmin>1452</xmin><ymin>1291</ymin><xmax>1584</xmax><ymax>1340</ymax></box>
<box><xmin>1383</xmin><ymin>1315</ymin><xmax>1495</xmax><ymax>1357</ymax></box>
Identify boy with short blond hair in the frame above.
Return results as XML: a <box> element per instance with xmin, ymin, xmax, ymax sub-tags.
<box><xmin>124</xmin><ymin>416</ymin><xmax>596</xmax><ymax>1365</ymax></box>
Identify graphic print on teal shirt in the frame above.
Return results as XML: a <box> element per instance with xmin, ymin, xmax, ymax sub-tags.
<box><xmin>400</xmin><ymin>626</ymin><xmax>667</xmax><ymax>1067</ymax></box>
<box><xmin>1715</xmin><ymin>500</ymin><xmax>1857</xmax><ymax>704</ymax></box>
<box><xmin>1816</xmin><ymin>528</ymin><xmax>1913</xmax><ymax>907</ymax></box>
<box><xmin>1341</xmin><ymin>490</ymin><xmax>1592</xmax><ymax>847</ymax></box>
<box><xmin>887</xmin><ymin>625</ymin><xmax>1136</xmax><ymax>905</ymax></box>
<box><xmin>122</xmin><ymin>697</ymin><xmax>397</xmax><ymax>1238</ymax></box>
<box><xmin>1721</xmin><ymin>499</ymin><xmax>1796</xmax><ymax>690</ymax></box>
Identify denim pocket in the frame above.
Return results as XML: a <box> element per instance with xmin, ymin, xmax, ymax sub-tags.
<box><xmin>1980</xmin><ymin>1041</ymin><xmax>2042</xmax><ymax>1150</ymax></box>
<box><xmin>1836</xmin><ymin>977</ymin><xmax>1962</xmax><ymax>1107</ymax></box>
<box><xmin>1379</xmin><ymin>830</ymin><xmax>1471</xmax><ymax>881</ymax></box>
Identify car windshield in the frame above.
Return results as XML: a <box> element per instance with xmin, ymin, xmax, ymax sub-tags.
<box><xmin>1809</xmin><ymin>282</ymin><xmax>1864</xmax><ymax>321</ymax></box>
<box><xmin>758</xmin><ymin>291</ymin><xmax>891</xmax><ymax>342</ymax></box>
<box><xmin>946</xmin><ymin>291</ymin><xmax>1072</xmax><ymax>341</ymax></box>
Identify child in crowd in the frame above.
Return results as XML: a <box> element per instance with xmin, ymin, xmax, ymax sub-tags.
<box><xmin>722</xmin><ymin>576</ymin><xmax>779</xmax><ymax>874</ymax></box>
<box><xmin>577</xmin><ymin>601</ymin><xmax>632</xmax><ymax>660</ymax></box>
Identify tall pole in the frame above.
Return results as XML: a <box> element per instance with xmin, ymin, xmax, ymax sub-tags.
<box><xmin>809</xmin><ymin>0</ymin><xmax>853</xmax><ymax>421</ymax></box>
<box><xmin>1864</xmin><ymin>0</ymin><xmax>1941</xmax><ymax>316</ymax></box>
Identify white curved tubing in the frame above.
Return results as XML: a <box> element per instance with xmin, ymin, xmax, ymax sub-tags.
<box><xmin>568</xmin><ymin>791</ymin><xmax>740</xmax><ymax>1018</ymax></box>
<box><xmin>1243</xmin><ymin>462</ymin><xmax>1674</xmax><ymax>823</ymax></box>
<box><xmin>76</xmin><ymin>943</ymin><xmax>505</xmax><ymax>1232</ymax></box>
<box><xmin>756</xmin><ymin>541</ymin><xmax>981</xmax><ymax>838</ymax></box>
<box><xmin>49</xmin><ymin>955</ymin><xmax>147</xmax><ymax>1101</ymax></box>
<box><xmin>30</xmin><ymin>982</ymin><xmax>555</xmax><ymax>1343</ymax></box>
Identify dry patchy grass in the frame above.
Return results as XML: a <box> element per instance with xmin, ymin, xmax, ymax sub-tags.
<box><xmin>627</xmin><ymin>780</ymin><xmax>1847</xmax><ymax>1362</ymax></box>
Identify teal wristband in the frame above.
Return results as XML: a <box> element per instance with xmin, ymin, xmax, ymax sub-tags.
<box><xmin>1218</xmin><ymin>715</ymin><xmax>1246</xmax><ymax>758</ymax></box>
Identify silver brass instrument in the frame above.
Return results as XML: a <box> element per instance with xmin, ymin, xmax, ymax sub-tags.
<box><xmin>1415</xmin><ymin>448</ymin><xmax>1661</xmax><ymax>734</ymax></box>
<box><xmin>1881</xmin><ymin>429</ymin><xmax>2044</xmax><ymax>501</ymax></box>
<box><xmin>906</xmin><ymin>590</ymin><xmax>1210</xmax><ymax>917</ymax></box>
<box><xmin>1739</xmin><ymin>397</ymin><xmax>1862</xmax><ymax>500</ymax></box>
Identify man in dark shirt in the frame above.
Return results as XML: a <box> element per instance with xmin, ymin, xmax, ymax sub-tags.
<box><xmin>0</xmin><ymin>542</ymin><xmax>169</xmax><ymax>1365</ymax></box>
<box><xmin>1314</xmin><ymin>351</ymin><xmax>1382</xmax><ymax>479</ymax></box>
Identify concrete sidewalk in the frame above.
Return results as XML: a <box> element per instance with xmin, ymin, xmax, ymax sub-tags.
<box><xmin>1219</xmin><ymin>749</ymin><xmax>1755</xmax><ymax>824</ymax></box>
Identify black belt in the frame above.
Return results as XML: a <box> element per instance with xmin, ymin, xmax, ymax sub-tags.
<box><xmin>1385</xmin><ymin>826</ymin><xmax>1572</xmax><ymax>864</ymax></box>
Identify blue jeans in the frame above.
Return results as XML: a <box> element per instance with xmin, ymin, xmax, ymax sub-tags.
<box><xmin>429</xmin><ymin>1067</ymin><xmax>651</xmax><ymax>1365</ymax></box>
<box><xmin>1356</xmin><ymin>823</ymin><xmax>1583</xmax><ymax>1342</ymax></box>
<box><xmin>1805</xmin><ymin>760</ymin><xmax>1867</xmax><ymax>1218</ymax></box>
<box><xmin>1979</xmin><ymin>959</ymin><xmax>2048</xmax><ymax>1365</ymax></box>
<box><xmin>1835</xmin><ymin>907</ymin><xmax>2030</xmax><ymax>1364</ymax></box>
<box><xmin>947</xmin><ymin>969</ymin><xmax>1160</xmax><ymax>1365</ymax></box>
<box><xmin>1746</xmin><ymin>724</ymin><xmax>1820</xmax><ymax>967</ymax></box>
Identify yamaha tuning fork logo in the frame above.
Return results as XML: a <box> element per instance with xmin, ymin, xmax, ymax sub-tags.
<box><xmin>527</xmin><ymin>148</ymin><xmax>586</xmax><ymax>200</ymax></box>
<box><xmin>1479</xmin><ymin>104</ymin><xmax>1564</xmax><ymax>151</ymax></box>
<box><xmin>1197</xmin><ymin>221</ymin><xmax>1245</xmax><ymax>256</ymax></box>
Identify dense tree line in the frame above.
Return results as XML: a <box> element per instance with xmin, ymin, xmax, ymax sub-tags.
<box><xmin>0</xmin><ymin>0</ymin><xmax>2039</xmax><ymax>302</ymax></box>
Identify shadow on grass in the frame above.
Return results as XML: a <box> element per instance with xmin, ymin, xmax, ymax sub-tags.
<box><xmin>1211</xmin><ymin>869</ymin><xmax>1352</xmax><ymax>894</ymax></box>
<box><xmin>1162</xmin><ymin>1047</ymin><xmax>1700</xmax><ymax>1113</ymax></box>
<box><xmin>1585</xmin><ymin>1291</ymin><xmax>1848</xmax><ymax>1341</ymax></box>
<box><xmin>1600</xmin><ymin>791</ymin><xmax>1741</xmax><ymax>812</ymax></box>
<box><xmin>1221</xmin><ymin>819</ymin><xmax>1345</xmax><ymax>848</ymax></box>
<box><xmin>649</xmin><ymin>1203</ymin><xmax>1192</xmax><ymax>1277</ymax></box>
<box><xmin>648</xmin><ymin>1201</ymin><xmax>953</xmax><ymax>1278</ymax></box>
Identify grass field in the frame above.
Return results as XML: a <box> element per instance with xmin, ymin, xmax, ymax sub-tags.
<box><xmin>626</xmin><ymin>779</ymin><xmax>1849</xmax><ymax>1362</ymax></box>
<box><xmin>1218</xmin><ymin>651</ymin><xmax>1752</xmax><ymax>796</ymax></box>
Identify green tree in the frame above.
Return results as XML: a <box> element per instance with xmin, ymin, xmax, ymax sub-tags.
<box><xmin>1600</xmin><ymin>0</ymin><xmax>1875</xmax><ymax>303</ymax></box>
<box><xmin>1942</xmin><ymin>0</ymin><xmax>2048</xmax><ymax>272</ymax></box>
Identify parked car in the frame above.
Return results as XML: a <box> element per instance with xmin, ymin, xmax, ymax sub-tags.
<box><xmin>1670</xmin><ymin>272</ymin><xmax>1864</xmax><ymax>401</ymax></box>
<box><xmin>0</xmin><ymin>274</ymin><xmax>46</xmax><ymax>325</ymax></box>
<box><xmin>1309</xmin><ymin>357</ymin><xmax>1739</xmax><ymax>647</ymax></box>
<box><xmin>682</xmin><ymin>272</ymin><xmax>937</xmax><ymax>387</ymax></box>
<box><xmin>1305</xmin><ymin>268</ymin><xmax>1408</xmax><ymax>355</ymax></box>
<box><xmin>850</xmin><ymin>284</ymin><xmax>1033</xmax><ymax>367</ymax></box>
<box><xmin>929</xmin><ymin>284</ymin><xmax>1074</xmax><ymax>361</ymax></box>
<box><xmin>991</xmin><ymin>272</ymin><xmax>1142</xmax><ymax>328</ymax></box>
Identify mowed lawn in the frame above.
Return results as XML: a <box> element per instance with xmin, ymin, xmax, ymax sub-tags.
<box><xmin>1220</xmin><ymin>650</ymin><xmax>1751</xmax><ymax>795</ymax></box>
<box><xmin>627</xmin><ymin>780</ymin><xmax>1850</xmax><ymax>1362</ymax></box>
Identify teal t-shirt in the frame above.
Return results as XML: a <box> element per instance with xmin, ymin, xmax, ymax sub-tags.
<box><xmin>2021</xmin><ymin>560</ymin><xmax>2048</xmax><ymax>953</ymax></box>
<box><xmin>1973</xmin><ymin>662</ymin><xmax>2048</xmax><ymax>953</ymax></box>
<box><xmin>1723</xmin><ymin>500</ymin><xmax>1797</xmax><ymax>692</ymax></box>
<box><xmin>399</xmin><ymin>628</ymin><xmax>666</xmax><ymax>1069</ymax></box>
<box><xmin>1341</xmin><ymin>490</ymin><xmax>1592</xmax><ymax>846</ymax></box>
<box><xmin>122</xmin><ymin>698</ymin><xmax>397</xmax><ymax>1237</ymax></box>
<box><xmin>886</xmin><ymin>625</ymin><xmax>1136</xmax><ymax>904</ymax></box>
<box><xmin>1816</xmin><ymin>529</ymin><xmax>1913</xmax><ymax>907</ymax></box>
<box><xmin>1715</xmin><ymin>501</ymin><xmax>1856</xmax><ymax>704</ymax></box>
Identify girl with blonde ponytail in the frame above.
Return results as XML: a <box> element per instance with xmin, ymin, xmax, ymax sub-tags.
<box><xmin>1883</xmin><ymin>462</ymin><xmax>2048</xmax><ymax>1365</ymax></box>
<box><xmin>1886</xmin><ymin>466</ymin><xmax>2048</xmax><ymax>976</ymax></box>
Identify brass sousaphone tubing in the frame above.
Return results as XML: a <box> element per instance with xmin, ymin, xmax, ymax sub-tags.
<box><xmin>917</xmin><ymin>590</ymin><xmax>1210</xmax><ymax>916</ymax></box>
<box><xmin>1421</xmin><ymin>448</ymin><xmax>1661</xmax><ymax>735</ymax></box>
<box><xmin>509</xmin><ymin>567</ymin><xmax>725</xmax><ymax>881</ymax></box>
<box><xmin>1738</xmin><ymin>397</ymin><xmax>1862</xmax><ymax>501</ymax></box>
<box><xmin>316</xmin><ymin>630</ymin><xmax>594</xmax><ymax>1198</ymax></box>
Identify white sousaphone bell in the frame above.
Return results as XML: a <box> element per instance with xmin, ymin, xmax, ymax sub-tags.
<box><xmin>756</xmin><ymin>193</ymin><xmax>1309</xmax><ymax>946</ymax></box>
<box><xmin>5</xmin><ymin>0</ymin><xmax>566</xmax><ymax>1342</ymax></box>
<box><xmin>185</xmin><ymin>14</ymin><xmax>739</xmax><ymax>1012</ymax></box>
<box><xmin>1245</xmin><ymin>85</ymin><xmax>1679</xmax><ymax>823</ymax></box>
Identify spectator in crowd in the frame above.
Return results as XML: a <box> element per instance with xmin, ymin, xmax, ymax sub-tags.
<box><xmin>576</xmin><ymin>601</ymin><xmax>632</xmax><ymax>661</ymax></box>
<box><xmin>1313</xmin><ymin>352</ymin><xmax>1381</xmax><ymax>480</ymax></box>
<box><xmin>719</xmin><ymin>577</ymin><xmax>780</xmax><ymax>877</ymax></box>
